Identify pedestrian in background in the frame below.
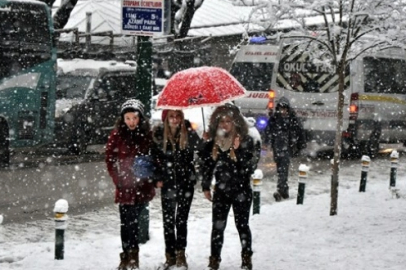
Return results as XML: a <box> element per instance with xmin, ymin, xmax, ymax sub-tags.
<box><xmin>199</xmin><ymin>104</ymin><xmax>259</xmax><ymax>270</ymax></box>
<box><xmin>152</xmin><ymin>109</ymin><xmax>203</xmax><ymax>270</ymax></box>
<box><xmin>265</xmin><ymin>97</ymin><xmax>307</xmax><ymax>201</ymax></box>
<box><xmin>105</xmin><ymin>99</ymin><xmax>156</xmax><ymax>270</ymax></box>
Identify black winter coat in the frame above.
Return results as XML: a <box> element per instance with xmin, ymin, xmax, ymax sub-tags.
<box><xmin>200</xmin><ymin>135</ymin><xmax>258</xmax><ymax>194</ymax></box>
<box><xmin>266</xmin><ymin>104</ymin><xmax>307</xmax><ymax>158</ymax></box>
<box><xmin>152</xmin><ymin>122</ymin><xmax>203</xmax><ymax>190</ymax></box>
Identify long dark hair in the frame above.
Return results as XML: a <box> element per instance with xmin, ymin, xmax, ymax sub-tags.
<box><xmin>208</xmin><ymin>104</ymin><xmax>248</xmax><ymax>161</ymax></box>
<box><xmin>208</xmin><ymin>103</ymin><xmax>248</xmax><ymax>140</ymax></box>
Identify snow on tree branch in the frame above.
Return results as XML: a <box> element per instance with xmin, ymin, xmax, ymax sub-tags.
<box><xmin>246</xmin><ymin>0</ymin><xmax>406</xmax><ymax>66</ymax></box>
<box><xmin>174</xmin><ymin>0</ymin><xmax>205</xmax><ymax>37</ymax></box>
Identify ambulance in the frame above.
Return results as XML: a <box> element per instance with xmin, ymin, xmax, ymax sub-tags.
<box><xmin>230</xmin><ymin>42</ymin><xmax>279</xmax><ymax>133</ymax></box>
<box><xmin>230</xmin><ymin>37</ymin><xmax>406</xmax><ymax>156</ymax></box>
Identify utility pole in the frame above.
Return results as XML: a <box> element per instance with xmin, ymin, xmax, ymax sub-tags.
<box><xmin>136</xmin><ymin>36</ymin><xmax>152</xmax><ymax>117</ymax></box>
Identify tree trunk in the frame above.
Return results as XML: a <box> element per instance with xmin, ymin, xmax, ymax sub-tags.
<box><xmin>170</xmin><ymin>0</ymin><xmax>179</xmax><ymax>35</ymax></box>
<box><xmin>330</xmin><ymin>64</ymin><xmax>346</xmax><ymax>216</ymax></box>
<box><xmin>178</xmin><ymin>0</ymin><xmax>197</xmax><ymax>38</ymax></box>
<box><xmin>53</xmin><ymin>0</ymin><xmax>78</xmax><ymax>30</ymax></box>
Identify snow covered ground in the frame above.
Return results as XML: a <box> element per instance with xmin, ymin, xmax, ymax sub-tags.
<box><xmin>1</xmin><ymin>151</ymin><xmax>406</xmax><ymax>270</ymax></box>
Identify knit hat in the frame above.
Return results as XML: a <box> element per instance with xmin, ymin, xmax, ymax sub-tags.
<box><xmin>161</xmin><ymin>109</ymin><xmax>169</xmax><ymax>122</ymax></box>
<box><xmin>121</xmin><ymin>99</ymin><xmax>145</xmax><ymax>118</ymax></box>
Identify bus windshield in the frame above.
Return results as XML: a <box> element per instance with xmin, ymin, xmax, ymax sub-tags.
<box><xmin>230</xmin><ymin>62</ymin><xmax>274</xmax><ymax>91</ymax></box>
<box><xmin>0</xmin><ymin>1</ymin><xmax>51</xmax><ymax>78</ymax></box>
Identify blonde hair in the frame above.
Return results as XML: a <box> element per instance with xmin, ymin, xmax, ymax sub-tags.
<box><xmin>163</xmin><ymin>110</ymin><xmax>188</xmax><ymax>152</ymax></box>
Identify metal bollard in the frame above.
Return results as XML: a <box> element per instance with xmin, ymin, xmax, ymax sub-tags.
<box><xmin>359</xmin><ymin>155</ymin><xmax>370</xmax><ymax>192</ymax></box>
<box><xmin>296</xmin><ymin>164</ymin><xmax>309</xmax><ymax>205</ymax></box>
<box><xmin>54</xmin><ymin>199</ymin><xmax>69</xmax><ymax>260</ymax></box>
<box><xmin>390</xmin><ymin>150</ymin><xmax>399</xmax><ymax>188</ymax></box>
<box><xmin>251</xmin><ymin>169</ymin><xmax>263</xmax><ymax>214</ymax></box>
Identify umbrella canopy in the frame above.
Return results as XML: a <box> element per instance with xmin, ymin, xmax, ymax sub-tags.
<box><xmin>156</xmin><ymin>66</ymin><xmax>247</xmax><ymax>109</ymax></box>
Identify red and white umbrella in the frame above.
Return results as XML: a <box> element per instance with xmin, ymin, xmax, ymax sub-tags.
<box><xmin>156</xmin><ymin>66</ymin><xmax>246</xmax><ymax>110</ymax></box>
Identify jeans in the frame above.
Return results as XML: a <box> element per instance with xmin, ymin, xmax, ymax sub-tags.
<box><xmin>119</xmin><ymin>203</ymin><xmax>147</xmax><ymax>252</ymax></box>
<box><xmin>211</xmin><ymin>189</ymin><xmax>253</xmax><ymax>258</ymax></box>
<box><xmin>161</xmin><ymin>186</ymin><xmax>194</xmax><ymax>256</ymax></box>
<box><xmin>275</xmin><ymin>155</ymin><xmax>290</xmax><ymax>197</ymax></box>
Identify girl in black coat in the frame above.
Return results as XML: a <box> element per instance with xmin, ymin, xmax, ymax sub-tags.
<box><xmin>200</xmin><ymin>104</ymin><xmax>258</xmax><ymax>270</ymax></box>
<box><xmin>153</xmin><ymin>109</ymin><xmax>202</xmax><ymax>270</ymax></box>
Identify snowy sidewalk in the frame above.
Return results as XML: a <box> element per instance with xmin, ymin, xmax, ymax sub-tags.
<box><xmin>1</xmin><ymin>156</ymin><xmax>406</xmax><ymax>270</ymax></box>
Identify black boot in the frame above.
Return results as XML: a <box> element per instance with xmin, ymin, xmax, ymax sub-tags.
<box><xmin>176</xmin><ymin>249</ymin><xmax>188</xmax><ymax>268</ymax></box>
<box><xmin>208</xmin><ymin>256</ymin><xmax>221</xmax><ymax>270</ymax></box>
<box><xmin>273</xmin><ymin>191</ymin><xmax>282</xmax><ymax>202</ymax></box>
<box><xmin>163</xmin><ymin>252</ymin><xmax>176</xmax><ymax>270</ymax></box>
<box><xmin>127</xmin><ymin>249</ymin><xmax>139</xmax><ymax>270</ymax></box>
<box><xmin>281</xmin><ymin>192</ymin><xmax>289</xmax><ymax>199</ymax></box>
<box><xmin>117</xmin><ymin>252</ymin><xmax>129</xmax><ymax>270</ymax></box>
<box><xmin>241</xmin><ymin>251</ymin><xmax>253</xmax><ymax>270</ymax></box>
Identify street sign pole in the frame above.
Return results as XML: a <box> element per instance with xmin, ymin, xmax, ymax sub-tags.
<box><xmin>121</xmin><ymin>0</ymin><xmax>166</xmax><ymax>115</ymax></box>
<box><xmin>121</xmin><ymin>0</ymin><xmax>166</xmax><ymax>239</ymax></box>
<box><xmin>136</xmin><ymin>36</ymin><xmax>152</xmax><ymax>115</ymax></box>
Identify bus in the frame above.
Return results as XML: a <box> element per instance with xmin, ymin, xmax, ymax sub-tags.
<box><xmin>231</xmin><ymin>37</ymin><xmax>406</xmax><ymax>156</ymax></box>
<box><xmin>0</xmin><ymin>0</ymin><xmax>57</xmax><ymax>167</ymax></box>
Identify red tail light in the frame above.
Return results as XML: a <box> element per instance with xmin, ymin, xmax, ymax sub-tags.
<box><xmin>349</xmin><ymin>93</ymin><xmax>359</xmax><ymax>121</ymax></box>
<box><xmin>349</xmin><ymin>104</ymin><xmax>358</xmax><ymax>114</ymax></box>
<box><xmin>267</xmin><ymin>90</ymin><xmax>275</xmax><ymax>110</ymax></box>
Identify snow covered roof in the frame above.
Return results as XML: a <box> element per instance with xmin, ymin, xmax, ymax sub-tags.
<box><xmin>55</xmin><ymin>0</ymin><xmax>262</xmax><ymax>46</ymax></box>
<box><xmin>189</xmin><ymin>0</ymin><xmax>261</xmax><ymax>36</ymax></box>
<box><xmin>57</xmin><ymin>58</ymin><xmax>136</xmax><ymax>76</ymax></box>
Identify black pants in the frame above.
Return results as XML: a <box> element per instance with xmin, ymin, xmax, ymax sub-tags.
<box><xmin>119</xmin><ymin>203</ymin><xmax>147</xmax><ymax>252</ymax></box>
<box><xmin>161</xmin><ymin>186</ymin><xmax>194</xmax><ymax>256</ymax></box>
<box><xmin>275</xmin><ymin>155</ymin><xmax>290</xmax><ymax>197</ymax></box>
<box><xmin>211</xmin><ymin>190</ymin><xmax>253</xmax><ymax>258</ymax></box>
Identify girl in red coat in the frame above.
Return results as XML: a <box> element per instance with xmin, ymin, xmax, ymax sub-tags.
<box><xmin>105</xmin><ymin>99</ymin><xmax>156</xmax><ymax>270</ymax></box>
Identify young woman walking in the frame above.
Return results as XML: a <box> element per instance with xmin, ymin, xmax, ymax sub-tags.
<box><xmin>153</xmin><ymin>109</ymin><xmax>203</xmax><ymax>270</ymax></box>
<box><xmin>105</xmin><ymin>99</ymin><xmax>156</xmax><ymax>270</ymax></box>
<box><xmin>199</xmin><ymin>104</ymin><xmax>259</xmax><ymax>270</ymax></box>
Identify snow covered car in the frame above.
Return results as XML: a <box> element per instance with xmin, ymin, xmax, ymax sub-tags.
<box><xmin>55</xmin><ymin>59</ymin><xmax>137</xmax><ymax>154</ymax></box>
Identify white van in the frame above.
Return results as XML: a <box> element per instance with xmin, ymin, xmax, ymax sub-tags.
<box><xmin>229</xmin><ymin>44</ymin><xmax>279</xmax><ymax>133</ymax></box>
<box><xmin>231</xmin><ymin>37</ymin><xmax>406</xmax><ymax>156</ymax></box>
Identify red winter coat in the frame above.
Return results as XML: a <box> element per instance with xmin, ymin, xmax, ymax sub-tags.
<box><xmin>105</xmin><ymin>126</ymin><xmax>155</xmax><ymax>204</ymax></box>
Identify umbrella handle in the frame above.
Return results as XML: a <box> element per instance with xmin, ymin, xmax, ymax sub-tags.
<box><xmin>201</xmin><ymin>107</ymin><xmax>206</xmax><ymax>132</ymax></box>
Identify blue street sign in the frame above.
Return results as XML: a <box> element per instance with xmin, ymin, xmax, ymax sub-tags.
<box><xmin>121</xmin><ymin>0</ymin><xmax>164</xmax><ymax>36</ymax></box>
